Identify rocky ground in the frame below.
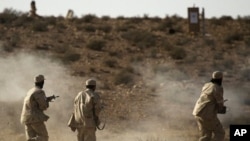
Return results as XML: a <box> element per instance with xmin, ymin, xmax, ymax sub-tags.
<box><xmin>1</xmin><ymin>10</ymin><xmax>250</xmax><ymax>140</ymax></box>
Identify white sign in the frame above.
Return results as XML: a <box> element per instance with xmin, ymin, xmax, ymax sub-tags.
<box><xmin>190</xmin><ymin>12</ymin><xmax>198</xmax><ymax>24</ymax></box>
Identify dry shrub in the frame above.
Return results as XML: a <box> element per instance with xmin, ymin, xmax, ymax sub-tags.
<box><xmin>169</xmin><ymin>47</ymin><xmax>186</xmax><ymax>60</ymax></box>
<box><xmin>45</xmin><ymin>16</ymin><xmax>57</xmax><ymax>26</ymax></box>
<box><xmin>125</xmin><ymin>17</ymin><xmax>144</xmax><ymax>25</ymax></box>
<box><xmin>203</xmin><ymin>38</ymin><xmax>216</xmax><ymax>46</ymax></box>
<box><xmin>97</xmin><ymin>24</ymin><xmax>112</xmax><ymax>33</ymax></box>
<box><xmin>244</xmin><ymin>36</ymin><xmax>250</xmax><ymax>47</ymax></box>
<box><xmin>224</xmin><ymin>32</ymin><xmax>243</xmax><ymax>44</ymax></box>
<box><xmin>156</xmin><ymin>18</ymin><xmax>174</xmax><ymax>31</ymax></box>
<box><xmin>63</xmin><ymin>52</ymin><xmax>81</xmax><ymax>63</ymax></box>
<box><xmin>219</xmin><ymin>15</ymin><xmax>234</xmax><ymax>21</ymax></box>
<box><xmin>241</xmin><ymin>68</ymin><xmax>250</xmax><ymax>81</ymax></box>
<box><xmin>161</xmin><ymin>40</ymin><xmax>173</xmax><ymax>51</ymax></box>
<box><xmin>149</xmin><ymin>16</ymin><xmax>162</xmax><ymax>23</ymax></box>
<box><xmin>82</xmin><ymin>24</ymin><xmax>96</xmax><ymax>32</ymax></box>
<box><xmin>101</xmin><ymin>15</ymin><xmax>111</xmax><ymax>21</ymax></box>
<box><xmin>86</xmin><ymin>39</ymin><xmax>106</xmax><ymax>51</ymax></box>
<box><xmin>114</xmin><ymin>67</ymin><xmax>134</xmax><ymax>85</ymax></box>
<box><xmin>0</xmin><ymin>8</ymin><xmax>19</xmax><ymax>25</ymax></box>
<box><xmin>210</xmin><ymin>17</ymin><xmax>225</xmax><ymax>26</ymax></box>
<box><xmin>116</xmin><ymin>24</ymin><xmax>135</xmax><ymax>32</ymax></box>
<box><xmin>117</xmin><ymin>16</ymin><xmax>125</xmax><ymax>20</ymax></box>
<box><xmin>81</xmin><ymin>14</ymin><xmax>97</xmax><ymax>23</ymax></box>
<box><xmin>121</xmin><ymin>29</ymin><xmax>156</xmax><ymax>48</ymax></box>
<box><xmin>222</xmin><ymin>59</ymin><xmax>235</xmax><ymax>70</ymax></box>
<box><xmin>103</xmin><ymin>59</ymin><xmax>118</xmax><ymax>68</ymax></box>
<box><xmin>32</xmin><ymin>20</ymin><xmax>48</xmax><ymax>32</ymax></box>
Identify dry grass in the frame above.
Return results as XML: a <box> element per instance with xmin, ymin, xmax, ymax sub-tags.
<box><xmin>0</xmin><ymin>9</ymin><xmax>250</xmax><ymax>141</ymax></box>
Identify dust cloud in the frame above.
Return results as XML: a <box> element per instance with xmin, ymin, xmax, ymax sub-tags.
<box><xmin>0</xmin><ymin>52</ymin><xmax>84</xmax><ymax>141</ymax></box>
<box><xmin>0</xmin><ymin>52</ymin><xmax>249</xmax><ymax>141</ymax></box>
<box><xmin>129</xmin><ymin>63</ymin><xmax>250</xmax><ymax>141</ymax></box>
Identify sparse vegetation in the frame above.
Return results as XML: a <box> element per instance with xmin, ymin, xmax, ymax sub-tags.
<box><xmin>169</xmin><ymin>47</ymin><xmax>186</xmax><ymax>60</ymax></box>
<box><xmin>32</xmin><ymin>20</ymin><xmax>49</xmax><ymax>32</ymax></box>
<box><xmin>81</xmin><ymin>14</ymin><xmax>97</xmax><ymax>23</ymax></box>
<box><xmin>121</xmin><ymin>29</ymin><xmax>157</xmax><ymax>48</ymax></box>
<box><xmin>82</xmin><ymin>24</ymin><xmax>96</xmax><ymax>32</ymax></box>
<box><xmin>86</xmin><ymin>39</ymin><xmax>106</xmax><ymax>51</ymax></box>
<box><xmin>1</xmin><ymin>10</ymin><xmax>250</xmax><ymax>141</ymax></box>
<box><xmin>114</xmin><ymin>69</ymin><xmax>134</xmax><ymax>85</ymax></box>
<box><xmin>224</xmin><ymin>31</ymin><xmax>243</xmax><ymax>44</ymax></box>
<box><xmin>103</xmin><ymin>59</ymin><xmax>118</xmax><ymax>68</ymax></box>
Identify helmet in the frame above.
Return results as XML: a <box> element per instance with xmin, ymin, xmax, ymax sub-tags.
<box><xmin>34</xmin><ymin>74</ymin><xmax>45</xmax><ymax>83</ymax></box>
<box><xmin>212</xmin><ymin>71</ymin><xmax>223</xmax><ymax>79</ymax></box>
<box><xmin>85</xmin><ymin>79</ymin><xmax>96</xmax><ymax>86</ymax></box>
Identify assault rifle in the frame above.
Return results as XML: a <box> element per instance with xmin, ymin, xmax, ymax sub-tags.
<box><xmin>46</xmin><ymin>95</ymin><xmax>59</xmax><ymax>102</ymax></box>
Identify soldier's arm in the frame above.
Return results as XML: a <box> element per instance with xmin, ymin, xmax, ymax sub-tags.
<box><xmin>94</xmin><ymin>94</ymin><xmax>102</xmax><ymax>116</ymax></box>
<box><xmin>213</xmin><ymin>86</ymin><xmax>224</xmax><ymax>109</ymax></box>
<box><xmin>34</xmin><ymin>90</ymin><xmax>48</xmax><ymax>110</ymax></box>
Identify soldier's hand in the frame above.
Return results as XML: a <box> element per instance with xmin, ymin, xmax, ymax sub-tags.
<box><xmin>70</xmin><ymin>127</ymin><xmax>76</xmax><ymax>132</ymax></box>
<box><xmin>218</xmin><ymin>106</ymin><xmax>227</xmax><ymax>114</ymax></box>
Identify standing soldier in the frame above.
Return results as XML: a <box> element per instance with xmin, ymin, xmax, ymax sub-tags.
<box><xmin>193</xmin><ymin>71</ymin><xmax>227</xmax><ymax>141</ymax></box>
<box><xmin>68</xmin><ymin>79</ymin><xmax>102</xmax><ymax>141</ymax></box>
<box><xmin>29</xmin><ymin>0</ymin><xmax>42</xmax><ymax>18</ymax></box>
<box><xmin>21</xmin><ymin>74</ymin><xmax>49</xmax><ymax>141</ymax></box>
<box><xmin>29</xmin><ymin>1</ymin><xmax>37</xmax><ymax>17</ymax></box>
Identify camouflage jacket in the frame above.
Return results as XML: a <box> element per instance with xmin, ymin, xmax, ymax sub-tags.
<box><xmin>20</xmin><ymin>86</ymin><xmax>49</xmax><ymax>124</ymax></box>
<box><xmin>192</xmin><ymin>82</ymin><xmax>224</xmax><ymax>118</ymax></box>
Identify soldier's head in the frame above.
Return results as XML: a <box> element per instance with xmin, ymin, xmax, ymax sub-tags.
<box><xmin>34</xmin><ymin>74</ymin><xmax>45</xmax><ymax>88</ymax></box>
<box><xmin>85</xmin><ymin>79</ymin><xmax>96</xmax><ymax>91</ymax></box>
<box><xmin>211</xmin><ymin>71</ymin><xmax>223</xmax><ymax>85</ymax></box>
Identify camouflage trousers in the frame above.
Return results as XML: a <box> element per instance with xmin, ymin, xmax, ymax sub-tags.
<box><xmin>195</xmin><ymin>116</ymin><xmax>225</xmax><ymax>141</ymax></box>
<box><xmin>25</xmin><ymin>122</ymin><xmax>49</xmax><ymax>141</ymax></box>
<box><xmin>77</xmin><ymin>127</ymin><xmax>96</xmax><ymax>141</ymax></box>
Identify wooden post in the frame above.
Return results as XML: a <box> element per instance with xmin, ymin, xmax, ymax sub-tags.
<box><xmin>201</xmin><ymin>8</ymin><xmax>205</xmax><ymax>36</ymax></box>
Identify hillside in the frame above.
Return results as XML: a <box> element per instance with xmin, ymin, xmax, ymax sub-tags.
<box><xmin>1</xmin><ymin>9</ymin><xmax>250</xmax><ymax>141</ymax></box>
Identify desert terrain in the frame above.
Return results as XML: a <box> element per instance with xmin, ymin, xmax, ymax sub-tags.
<box><xmin>1</xmin><ymin>9</ymin><xmax>250</xmax><ymax>141</ymax></box>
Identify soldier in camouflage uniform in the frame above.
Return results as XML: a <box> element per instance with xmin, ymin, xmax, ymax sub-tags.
<box><xmin>68</xmin><ymin>79</ymin><xmax>102</xmax><ymax>141</ymax></box>
<box><xmin>193</xmin><ymin>71</ymin><xmax>226</xmax><ymax>141</ymax></box>
<box><xmin>21</xmin><ymin>74</ymin><xmax>49</xmax><ymax>141</ymax></box>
